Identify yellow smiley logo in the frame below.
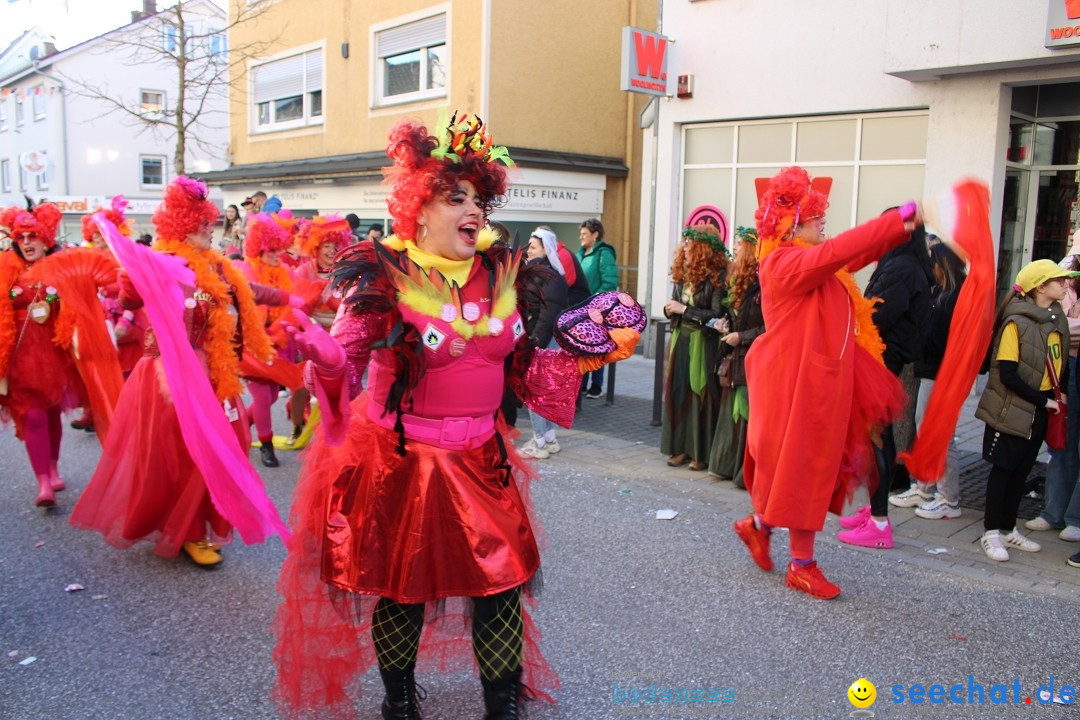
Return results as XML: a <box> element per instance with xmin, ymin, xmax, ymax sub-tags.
<box><xmin>848</xmin><ymin>678</ymin><xmax>876</xmax><ymax>709</ymax></box>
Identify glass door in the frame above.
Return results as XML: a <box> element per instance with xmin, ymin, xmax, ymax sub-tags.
<box><xmin>998</xmin><ymin>168</ymin><xmax>1031</xmax><ymax>302</ymax></box>
<box><xmin>1032</xmin><ymin>169</ymin><xmax>1080</xmax><ymax>262</ymax></box>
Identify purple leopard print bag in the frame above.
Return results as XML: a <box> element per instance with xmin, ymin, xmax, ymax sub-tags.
<box><xmin>554</xmin><ymin>291</ymin><xmax>648</xmax><ymax>356</ymax></box>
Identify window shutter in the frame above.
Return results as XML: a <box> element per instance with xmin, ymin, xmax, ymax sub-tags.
<box><xmin>253</xmin><ymin>54</ymin><xmax>305</xmax><ymax>103</ymax></box>
<box><xmin>377</xmin><ymin>14</ymin><xmax>446</xmax><ymax>58</ymax></box>
<box><xmin>304</xmin><ymin>50</ymin><xmax>323</xmax><ymax>92</ymax></box>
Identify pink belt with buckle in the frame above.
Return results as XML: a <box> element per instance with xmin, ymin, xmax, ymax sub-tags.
<box><xmin>367</xmin><ymin>399</ymin><xmax>496</xmax><ymax>450</ymax></box>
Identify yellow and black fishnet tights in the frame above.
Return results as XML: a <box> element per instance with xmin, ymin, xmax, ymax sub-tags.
<box><xmin>371</xmin><ymin>588</ymin><xmax>523</xmax><ymax>680</ymax></box>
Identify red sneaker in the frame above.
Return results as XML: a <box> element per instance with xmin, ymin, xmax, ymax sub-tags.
<box><xmin>785</xmin><ymin>561</ymin><xmax>841</xmax><ymax>600</ymax></box>
<box><xmin>734</xmin><ymin>515</ymin><xmax>773</xmax><ymax>571</ymax></box>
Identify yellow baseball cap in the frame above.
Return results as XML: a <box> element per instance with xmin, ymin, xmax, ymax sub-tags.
<box><xmin>1015</xmin><ymin>259</ymin><xmax>1080</xmax><ymax>294</ymax></box>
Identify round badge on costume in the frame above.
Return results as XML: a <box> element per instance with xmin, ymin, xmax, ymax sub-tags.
<box><xmin>619</xmin><ymin>292</ymin><xmax>634</xmax><ymax>306</ymax></box>
<box><xmin>448</xmin><ymin>337</ymin><xmax>467</xmax><ymax>357</ymax></box>
<box><xmin>441</xmin><ymin>303</ymin><xmax>458</xmax><ymax>322</ymax></box>
<box><xmin>462</xmin><ymin>302</ymin><xmax>481</xmax><ymax>322</ymax></box>
<box><xmin>488</xmin><ymin>317</ymin><xmax>504</xmax><ymax>336</ymax></box>
<box><xmin>184</xmin><ymin>298</ymin><xmax>197</xmax><ymax>309</ymax></box>
<box><xmin>588</xmin><ymin>307</ymin><xmax>604</xmax><ymax>324</ymax></box>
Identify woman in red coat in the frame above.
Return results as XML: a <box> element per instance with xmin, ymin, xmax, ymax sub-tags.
<box><xmin>733</xmin><ymin>166</ymin><xmax>920</xmax><ymax>599</ymax></box>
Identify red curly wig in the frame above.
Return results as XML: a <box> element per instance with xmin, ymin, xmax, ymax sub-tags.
<box><xmin>755</xmin><ymin>166</ymin><xmax>829</xmax><ymax>245</ymax></box>
<box><xmin>726</xmin><ymin>229</ymin><xmax>760</xmax><ymax>312</ymax></box>
<box><xmin>82</xmin><ymin>195</ymin><xmax>131</xmax><ymax>241</ymax></box>
<box><xmin>297</xmin><ymin>214</ymin><xmax>353</xmax><ymax>257</ymax></box>
<box><xmin>245</xmin><ymin>212</ymin><xmax>292</xmax><ymax>259</ymax></box>
<box><xmin>670</xmin><ymin>224</ymin><xmax>728</xmax><ymax>289</ymax></box>
<box><xmin>383</xmin><ymin>116</ymin><xmax>510</xmax><ymax>241</ymax></box>
<box><xmin>1</xmin><ymin>203</ymin><xmax>63</xmax><ymax>247</ymax></box>
<box><xmin>152</xmin><ymin>176</ymin><xmax>220</xmax><ymax>241</ymax></box>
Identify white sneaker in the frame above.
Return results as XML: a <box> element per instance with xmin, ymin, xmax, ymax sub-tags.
<box><xmin>518</xmin><ymin>439</ymin><xmax>549</xmax><ymax>460</ymax></box>
<box><xmin>914</xmin><ymin>495</ymin><xmax>962</xmax><ymax>520</ymax></box>
<box><xmin>1024</xmin><ymin>516</ymin><xmax>1056</xmax><ymax>532</ymax></box>
<box><xmin>980</xmin><ymin>531</ymin><xmax>1010</xmax><ymax>562</ymax></box>
<box><xmin>1060</xmin><ymin>525</ymin><xmax>1080</xmax><ymax>542</ymax></box>
<box><xmin>1003</xmin><ymin>529</ymin><xmax>1041</xmax><ymax>553</ymax></box>
<box><xmin>544</xmin><ymin>439</ymin><xmax>561</xmax><ymax>454</ymax></box>
<box><xmin>889</xmin><ymin>486</ymin><xmax>933</xmax><ymax>508</ymax></box>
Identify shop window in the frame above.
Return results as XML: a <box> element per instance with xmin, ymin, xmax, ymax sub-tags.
<box><xmin>684</xmin><ymin>126</ymin><xmax>733</xmax><ymax>165</ymax></box>
<box><xmin>681</xmin><ymin>168</ymin><xmax>732</xmax><ymax>221</ymax></box>
<box><xmin>856</xmin><ymin>165</ymin><xmax>926</xmax><ymax>225</ymax></box>
<box><xmin>251</xmin><ymin>48</ymin><xmax>324</xmax><ymax>132</ymax></box>
<box><xmin>796</xmin><ymin>120</ymin><xmax>856</xmax><ymax>163</ymax></box>
<box><xmin>737</xmin><ymin>123</ymin><xmax>791</xmax><ymax>163</ymax></box>
<box><xmin>734</xmin><ymin>166</ymin><xmax>782</xmax><ymax>229</ymax></box>
<box><xmin>860</xmin><ymin>115</ymin><xmax>928</xmax><ymax>161</ymax></box>
<box><xmin>374</xmin><ymin>12</ymin><xmax>447</xmax><ymax>106</ymax></box>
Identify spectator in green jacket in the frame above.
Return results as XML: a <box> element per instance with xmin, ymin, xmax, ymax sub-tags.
<box><xmin>578</xmin><ymin>217</ymin><xmax>619</xmax><ymax>398</ymax></box>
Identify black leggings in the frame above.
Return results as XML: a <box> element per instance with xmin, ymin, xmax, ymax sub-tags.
<box><xmin>984</xmin><ymin>413</ymin><xmax>1047</xmax><ymax>532</ymax></box>
<box><xmin>371</xmin><ymin>588</ymin><xmax>524</xmax><ymax>681</ymax></box>
<box><xmin>869</xmin><ymin>423</ymin><xmax>897</xmax><ymax>517</ymax></box>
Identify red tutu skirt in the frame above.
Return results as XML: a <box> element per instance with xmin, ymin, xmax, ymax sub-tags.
<box><xmin>1</xmin><ymin>314</ymin><xmax>83</xmax><ymax>436</ymax></box>
<box><xmin>272</xmin><ymin>392</ymin><xmax>558</xmax><ymax>719</ymax></box>
<box><xmin>69</xmin><ymin>356</ymin><xmax>249</xmax><ymax>557</ymax></box>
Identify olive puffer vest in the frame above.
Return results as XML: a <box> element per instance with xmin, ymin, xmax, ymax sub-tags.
<box><xmin>975</xmin><ymin>297</ymin><xmax>1069</xmax><ymax>439</ymax></box>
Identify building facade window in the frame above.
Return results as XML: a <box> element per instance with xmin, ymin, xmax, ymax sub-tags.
<box><xmin>210</xmin><ymin>33</ymin><xmax>227</xmax><ymax>61</ymax></box>
<box><xmin>374</xmin><ymin>12</ymin><xmax>447</xmax><ymax>106</ymax></box>
<box><xmin>31</xmin><ymin>86</ymin><xmax>45</xmax><ymax>120</ymax></box>
<box><xmin>141</xmin><ymin>90</ymin><xmax>165</xmax><ymax>118</ymax></box>
<box><xmin>15</xmin><ymin>94</ymin><xmax>24</xmax><ymax>127</ymax></box>
<box><xmin>0</xmin><ymin>100</ymin><xmax>8</xmax><ymax>132</ymax></box>
<box><xmin>141</xmin><ymin>155</ymin><xmax>166</xmax><ymax>188</ymax></box>
<box><xmin>680</xmin><ymin>111</ymin><xmax>928</xmax><ymax>243</ymax></box>
<box><xmin>0</xmin><ymin>159</ymin><xmax>10</xmax><ymax>192</ymax></box>
<box><xmin>18</xmin><ymin>162</ymin><xmax>27</xmax><ymax>191</ymax></box>
<box><xmin>34</xmin><ymin>152</ymin><xmax>48</xmax><ymax>190</ymax></box>
<box><xmin>251</xmin><ymin>48</ymin><xmax>323</xmax><ymax>132</ymax></box>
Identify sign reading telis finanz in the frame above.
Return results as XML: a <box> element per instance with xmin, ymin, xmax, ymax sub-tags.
<box><xmin>1046</xmin><ymin>0</ymin><xmax>1080</xmax><ymax>47</ymax></box>
<box><xmin>620</xmin><ymin>27</ymin><xmax>670</xmax><ymax>96</ymax></box>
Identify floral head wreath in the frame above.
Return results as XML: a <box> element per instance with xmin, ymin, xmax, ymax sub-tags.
<box><xmin>735</xmin><ymin>226</ymin><xmax>758</xmax><ymax>245</ymax></box>
<box><xmin>430</xmin><ymin>111</ymin><xmax>514</xmax><ymax>168</ymax></box>
<box><xmin>682</xmin><ymin>223</ymin><xmax>729</xmax><ymax>256</ymax></box>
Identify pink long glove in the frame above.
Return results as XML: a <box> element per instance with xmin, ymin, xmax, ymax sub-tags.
<box><xmin>283</xmin><ymin>311</ymin><xmax>346</xmax><ymax>376</ymax></box>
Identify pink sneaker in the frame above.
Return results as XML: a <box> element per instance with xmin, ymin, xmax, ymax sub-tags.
<box><xmin>838</xmin><ymin>505</ymin><xmax>870</xmax><ymax>530</ymax></box>
<box><xmin>838</xmin><ymin>517</ymin><xmax>894</xmax><ymax>549</ymax></box>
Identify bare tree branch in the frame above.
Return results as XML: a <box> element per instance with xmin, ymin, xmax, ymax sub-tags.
<box><xmin>52</xmin><ymin>0</ymin><xmax>286</xmax><ymax>176</ymax></box>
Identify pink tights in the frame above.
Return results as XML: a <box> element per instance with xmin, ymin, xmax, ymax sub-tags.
<box><xmin>24</xmin><ymin>406</ymin><xmax>62</xmax><ymax>479</ymax></box>
<box><xmin>248</xmin><ymin>381</ymin><xmax>277</xmax><ymax>444</ymax></box>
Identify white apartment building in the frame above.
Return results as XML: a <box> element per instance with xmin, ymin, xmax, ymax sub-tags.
<box><xmin>639</xmin><ymin>0</ymin><xmax>1080</xmax><ymax>316</ymax></box>
<box><xmin>0</xmin><ymin>0</ymin><xmax>227</xmax><ymax>243</ymax></box>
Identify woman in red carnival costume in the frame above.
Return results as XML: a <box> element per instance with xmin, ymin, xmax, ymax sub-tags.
<box><xmin>272</xmin><ymin>113</ymin><xmax>641</xmax><ymax>720</ymax></box>
<box><xmin>283</xmin><ymin>213</ymin><xmax>352</xmax><ymax>446</ymax></box>
<box><xmin>68</xmin><ymin>198</ymin><xmax>150</xmax><ymax>432</ymax></box>
<box><xmin>733</xmin><ymin>166</ymin><xmax>921</xmax><ymax>599</ymax></box>
<box><xmin>70</xmin><ymin>177</ymin><xmax>295</xmax><ymax>568</ymax></box>
<box><xmin>235</xmin><ymin>212</ymin><xmax>300</xmax><ymax>468</ymax></box>
<box><xmin>0</xmin><ymin>202</ymin><xmax>86</xmax><ymax>507</ymax></box>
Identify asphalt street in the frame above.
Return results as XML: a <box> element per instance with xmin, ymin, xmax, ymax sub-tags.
<box><xmin>2</xmin><ymin>393</ymin><xmax>1079</xmax><ymax>720</ymax></box>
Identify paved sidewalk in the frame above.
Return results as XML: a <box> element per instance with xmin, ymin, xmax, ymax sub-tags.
<box><xmin>527</xmin><ymin>355</ymin><xmax>1080</xmax><ymax>600</ymax></box>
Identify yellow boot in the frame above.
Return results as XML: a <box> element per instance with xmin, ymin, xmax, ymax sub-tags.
<box><xmin>182</xmin><ymin>540</ymin><xmax>223</xmax><ymax>568</ymax></box>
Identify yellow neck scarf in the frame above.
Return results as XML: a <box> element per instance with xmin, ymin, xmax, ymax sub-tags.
<box><xmin>403</xmin><ymin>240</ymin><xmax>474</xmax><ymax>286</ymax></box>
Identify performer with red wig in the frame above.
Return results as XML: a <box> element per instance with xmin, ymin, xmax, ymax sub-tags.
<box><xmin>280</xmin><ymin>213</ymin><xmax>353</xmax><ymax>446</ymax></box>
<box><xmin>0</xmin><ymin>202</ymin><xmax>86</xmax><ymax>507</ymax></box>
<box><xmin>733</xmin><ymin>166</ymin><xmax>921</xmax><ymax>599</ymax></box>
<box><xmin>235</xmin><ymin>212</ymin><xmax>302</xmax><ymax>467</ymax></box>
<box><xmin>271</xmin><ymin>113</ymin><xmax>642</xmax><ymax>720</ymax></box>
<box><xmin>70</xmin><ymin>177</ymin><xmax>294</xmax><ymax>567</ymax></box>
<box><xmin>68</xmin><ymin>198</ymin><xmax>149</xmax><ymax>433</ymax></box>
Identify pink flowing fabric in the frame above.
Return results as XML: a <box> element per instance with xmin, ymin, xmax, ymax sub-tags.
<box><xmin>94</xmin><ymin>215</ymin><xmax>289</xmax><ymax>545</ymax></box>
<box><xmin>899</xmin><ymin>181</ymin><xmax>996</xmax><ymax>482</ymax></box>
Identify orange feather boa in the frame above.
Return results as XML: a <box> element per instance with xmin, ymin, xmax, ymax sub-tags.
<box><xmin>153</xmin><ymin>238</ymin><xmax>274</xmax><ymax>400</ymax></box>
<box><xmin>0</xmin><ymin>252</ymin><xmax>22</xmax><ymax>381</ymax></box>
<box><xmin>248</xmin><ymin>257</ymin><xmax>294</xmax><ymax>326</ymax></box>
<box><xmin>757</xmin><ymin>236</ymin><xmax>886</xmax><ymax>363</ymax></box>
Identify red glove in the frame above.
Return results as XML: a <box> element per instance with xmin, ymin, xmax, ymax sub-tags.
<box><xmin>283</xmin><ymin>311</ymin><xmax>345</xmax><ymax>376</ymax></box>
